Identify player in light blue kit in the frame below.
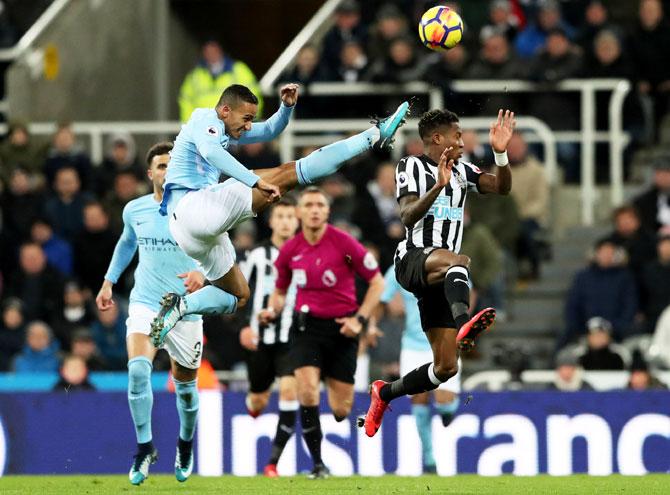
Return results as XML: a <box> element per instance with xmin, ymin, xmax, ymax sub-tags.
<box><xmin>379</xmin><ymin>266</ymin><xmax>461</xmax><ymax>474</ymax></box>
<box><xmin>151</xmin><ymin>83</ymin><xmax>411</xmax><ymax>346</ymax></box>
<box><xmin>96</xmin><ymin>143</ymin><xmax>205</xmax><ymax>486</ymax></box>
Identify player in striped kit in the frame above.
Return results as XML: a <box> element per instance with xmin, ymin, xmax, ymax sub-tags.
<box><xmin>363</xmin><ymin>108</ymin><xmax>516</xmax><ymax>437</ymax></box>
<box><xmin>238</xmin><ymin>197</ymin><xmax>300</xmax><ymax>477</ymax></box>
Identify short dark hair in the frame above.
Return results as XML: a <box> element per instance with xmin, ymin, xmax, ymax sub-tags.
<box><xmin>418</xmin><ymin>109</ymin><xmax>460</xmax><ymax>140</ymax></box>
<box><xmin>613</xmin><ymin>205</ymin><xmax>639</xmax><ymax>221</ymax></box>
<box><xmin>145</xmin><ymin>141</ymin><xmax>173</xmax><ymax>167</ymax></box>
<box><xmin>299</xmin><ymin>186</ymin><xmax>332</xmax><ymax>205</ymax></box>
<box><xmin>269</xmin><ymin>195</ymin><xmax>297</xmax><ymax>215</ymax></box>
<box><xmin>217</xmin><ymin>84</ymin><xmax>259</xmax><ymax>109</ymax></box>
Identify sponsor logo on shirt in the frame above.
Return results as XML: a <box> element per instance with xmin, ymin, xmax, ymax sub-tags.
<box><xmin>322</xmin><ymin>269</ymin><xmax>337</xmax><ymax>287</ymax></box>
<box><xmin>428</xmin><ymin>196</ymin><xmax>463</xmax><ymax>221</ymax></box>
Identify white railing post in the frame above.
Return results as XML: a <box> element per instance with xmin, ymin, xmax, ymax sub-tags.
<box><xmin>581</xmin><ymin>82</ymin><xmax>597</xmax><ymax>225</ymax></box>
<box><xmin>609</xmin><ymin>80</ymin><xmax>631</xmax><ymax>207</ymax></box>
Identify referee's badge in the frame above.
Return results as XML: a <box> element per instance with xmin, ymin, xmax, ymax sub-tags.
<box><xmin>363</xmin><ymin>252</ymin><xmax>378</xmax><ymax>270</ymax></box>
<box><xmin>322</xmin><ymin>269</ymin><xmax>337</xmax><ymax>287</ymax></box>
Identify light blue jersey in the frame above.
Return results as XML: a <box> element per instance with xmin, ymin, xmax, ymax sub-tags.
<box><xmin>380</xmin><ymin>266</ymin><xmax>430</xmax><ymax>352</ymax></box>
<box><xmin>160</xmin><ymin>104</ymin><xmax>293</xmax><ymax>214</ymax></box>
<box><xmin>104</xmin><ymin>194</ymin><xmax>201</xmax><ymax>320</ymax></box>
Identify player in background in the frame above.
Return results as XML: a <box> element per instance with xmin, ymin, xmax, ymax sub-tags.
<box><xmin>96</xmin><ymin>142</ymin><xmax>205</xmax><ymax>485</ymax></box>
<box><xmin>378</xmin><ymin>266</ymin><xmax>461</xmax><ymax>473</ymax></box>
<box><xmin>363</xmin><ymin>109</ymin><xmax>515</xmax><ymax>437</ymax></box>
<box><xmin>238</xmin><ymin>196</ymin><xmax>300</xmax><ymax>477</ymax></box>
<box><xmin>150</xmin><ymin>83</ymin><xmax>409</xmax><ymax>346</ymax></box>
<box><xmin>259</xmin><ymin>187</ymin><xmax>384</xmax><ymax>478</ymax></box>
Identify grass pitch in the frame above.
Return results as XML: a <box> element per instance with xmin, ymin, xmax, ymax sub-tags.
<box><xmin>0</xmin><ymin>475</ymin><xmax>669</xmax><ymax>495</ymax></box>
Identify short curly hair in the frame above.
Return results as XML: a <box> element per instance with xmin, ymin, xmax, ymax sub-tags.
<box><xmin>418</xmin><ymin>109</ymin><xmax>459</xmax><ymax>140</ymax></box>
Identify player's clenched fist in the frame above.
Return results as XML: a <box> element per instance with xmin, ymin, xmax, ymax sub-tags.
<box><xmin>279</xmin><ymin>83</ymin><xmax>299</xmax><ymax>107</ymax></box>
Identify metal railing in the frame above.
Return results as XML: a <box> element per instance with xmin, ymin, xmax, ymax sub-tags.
<box><xmin>263</xmin><ymin>79</ymin><xmax>631</xmax><ymax>225</ymax></box>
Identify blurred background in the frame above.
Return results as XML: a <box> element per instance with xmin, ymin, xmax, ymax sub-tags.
<box><xmin>1</xmin><ymin>0</ymin><xmax>670</xmax><ymax>477</ymax></box>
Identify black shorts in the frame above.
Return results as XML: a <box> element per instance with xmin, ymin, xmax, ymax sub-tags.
<box><xmin>246</xmin><ymin>342</ymin><xmax>294</xmax><ymax>393</ymax></box>
<box><xmin>290</xmin><ymin>313</ymin><xmax>358</xmax><ymax>384</ymax></box>
<box><xmin>395</xmin><ymin>248</ymin><xmax>457</xmax><ymax>331</ymax></box>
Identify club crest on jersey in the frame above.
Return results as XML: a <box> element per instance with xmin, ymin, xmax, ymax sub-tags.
<box><xmin>429</xmin><ymin>196</ymin><xmax>463</xmax><ymax>221</ymax></box>
<box><xmin>206</xmin><ymin>126</ymin><xmax>219</xmax><ymax>136</ymax></box>
<box><xmin>454</xmin><ymin>170</ymin><xmax>467</xmax><ymax>189</ymax></box>
<box><xmin>322</xmin><ymin>269</ymin><xmax>337</xmax><ymax>287</ymax></box>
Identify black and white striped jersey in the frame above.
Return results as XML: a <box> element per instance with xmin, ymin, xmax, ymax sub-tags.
<box><xmin>395</xmin><ymin>154</ymin><xmax>483</xmax><ymax>260</ymax></box>
<box><xmin>240</xmin><ymin>240</ymin><xmax>297</xmax><ymax>345</ymax></box>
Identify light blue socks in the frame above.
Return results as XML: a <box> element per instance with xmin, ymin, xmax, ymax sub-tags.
<box><xmin>128</xmin><ymin>357</ymin><xmax>153</xmax><ymax>444</ymax></box>
<box><xmin>175</xmin><ymin>378</ymin><xmax>199</xmax><ymax>441</ymax></box>
<box><xmin>296</xmin><ymin>127</ymin><xmax>379</xmax><ymax>184</ymax></box>
<box><xmin>412</xmin><ymin>404</ymin><xmax>435</xmax><ymax>467</ymax></box>
<box><xmin>184</xmin><ymin>285</ymin><xmax>237</xmax><ymax>315</ymax></box>
<box><xmin>435</xmin><ymin>397</ymin><xmax>460</xmax><ymax>416</ymax></box>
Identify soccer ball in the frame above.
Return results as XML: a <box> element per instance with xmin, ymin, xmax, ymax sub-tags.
<box><xmin>418</xmin><ymin>6</ymin><xmax>464</xmax><ymax>51</ymax></box>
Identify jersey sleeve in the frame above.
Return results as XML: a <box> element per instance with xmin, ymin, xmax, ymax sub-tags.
<box><xmin>380</xmin><ymin>266</ymin><xmax>400</xmax><ymax>304</ymax></box>
<box><xmin>274</xmin><ymin>241</ymin><xmax>293</xmax><ymax>292</ymax></box>
<box><xmin>396</xmin><ymin>156</ymin><xmax>421</xmax><ymax>201</ymax></box>
<box><xmin>344</xmin><ymin>233</ymin><xmax>381</xmax><ymax>282</ymax></box>
<box><xmin>104</xmin><ymin>204</ymin><xmax>138</xmax><ymax>284</ymax></box>
<box><xmin>191</xmin><ymin>115</ymin><xmax>260</xmax><ymax>188</ymax></box>
<box><xmin>463</xmin><ymin>161</ymin><xmax>484</xmax><ymax>192</ymax></box>
<box><xmin>233</xmin><ymin>103</ymin><xmax>293</xmax><ymax>145</ymax></box>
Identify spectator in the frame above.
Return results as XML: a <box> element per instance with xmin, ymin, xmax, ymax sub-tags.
<box><xmin>461</xmin><ymin>130</ymin><xmax>493</xmax><ymax>168</ymax></box>
<box><xmin>30</xmin><ymin>217</ymin><xmax>73</xmax><ymax>276</ymax></box>
<box><xmin>508</xmin><ymin>134</ymin><xmax>549</xmax><ymax>280</ymax></box>
<box><xmin>5</xmin><ymin>242</ymin><xmax>64</xmax><ymax>323</ymax></box>
<box><xmin>515</xmin><ymin>0</ymin><xmax>575</xmax><ymax>58</ymax></box>
<box><xmin>0</xmin><ymin>120</ymin><xmax>45</xmax><ymax>181</ymax></box>
<box><xmin>649</xmin><ymin>304</ymin><xmax>670</xmax><ymax>368</ymax></box>
<box><xmin>95</xmin><ymin>133</ymin><xmax>144</xmax><ymax>195</ymax></box>
<box><xmin>633</xmin><ymin>155</ymin><xmax>670</xmax><ymax>232</ymax></box>
<box><xmin>561</xmin><ymin>239</ymin><xmax>637</xmax><ymax>347</ymax></box>
<box><xmin>321</xmin><ymin>0</ymin><xmax>367</xmax><ymax>76</ymax></box>
<box><xmin>179</xmin><ymin>40</ymin><xmax>262</xmax><ymax>122</ymax></box>
<box><xmin>467</xmin><ymin>179</ymin><xmax>520</xmax><ymax>256</ymax></box>
<box><xmin>1</xmin><ymin>167</ymin><xmax>44</xmax><ymax>241</ymax></box>
<box><xmin>319</xmin><ymin>173</ymin><xmax>355</xmax><ymax>225</ymax></box>
<box><xmin>479</xmin><ymin>0</ymin><xmax>521</xmax><ymax>43</ymax></box>
<box><xmin>366</xmin><ymin>36</ymin><xmax>430</xmax><ymax>84</ymax></box>
<box><xmin>43</xmin><ymin>166</ymin><xmax>93</xmax><ymax>242</ymax></box>
<box><xmin>52</xmin><ymin>280</ymin><xmax>95</xmax><ymax>350</ymax></box>
<box><xmin>70</xmin><ymin>327</ymin><xmax>106</xmax><ymax>371</ymax></box>
<box><xmin>546</xmin><ymin>349</ymin><xmax>594</xmax><ymax>391</ymax></box>
<box><xmin>464</xmin><ymin>31</ymin><xmax>525</xmax><ymax>115</ymax></box>
<box><xmin>12</xmin><ymin>320</ymin><xmax>60</xmax><ymax>373</ymax></box>
<box><xmin>0</xmin><ymin>298</ymin><xmax>26</xmax><ymax>371</ymax></box>
<box><xmin>639</xmin><ymin>234</ymin><xmax>670</xmax><ymax>333</ymax></box>
<box><xmin>527</xmin><ymin>26</ymin><xmax>582</xmax><ymax>85</ymax></box>
<box><xmin>627</xmin><ymin>349</ymin><xmax>667</xmax><ymax>390</ymax></box>
<box><xmin>73</xmin><ymin>201</ymin><xmax>117</xmax><ymax>294</ymax></box>
<box><xmin>233</xmin><ymin>142</ymin><xmax>281</xmax><ymax>171</ymax></box>
<box><xmin>423</xmin><ymin>44</ymin><xmax>471</xmax><ymax>114</ymax></box>
<box><xmin>332</xmin><ymin>40</ymin><xmax>369</xmax><ymax>83</ymax></box>
<box><xmin>277</xmin><ymin>45</ymin><xmax>327</xmax><ymax>118</ymax></box>
<box><xmin>630</xmin><ymin>0</ymin><xmax>670</xmax><ymax>132</ymax></box>
<box><xmin>103</xmin><ymin>171</ymin><xmax>141</xmax><ymax>234</ymax></box>
<box><xmin>353</xmin><ymin>162</ymin><xmax>403</xmax><ymax>268</ymax></box>
<box><xmin>90</xmin><ymin>303</ymin><xmax>126</xmax><ymax>370</ymax></box>
<box><xmin>43</xmin><ymin>122</ymin><xmax>92</xmax><ymax>190</ymax></box>
<box><xmin>368</xmin><ymin>4</ymin><xmax>409</xmax><ymax>61</ymax></box>
<box><xmin>575</xmin><ymin>317</ymin><xmax>629</xmax><ymax>370</ymax></box>
<box><xmin>606</xmin><ymin>205</ymin><xmax>656</xmax><ymax>283</ymax></box>
<box><xmin>460</xmin><ymin>212</ymin><xmax>505</xmax><ymax>315</ymax></box>
<box><xmin>581</xmin><ymin>29</ymin><xmax>634</xmax><ymax>80</ymax></box>
<box><xmin>52</xmin><ymin>354</ymin><xmax>95</xmax><ymax>391</ymax></box>
<box><xmin>575</xmin><ymin>1</ymin><xmax>617</xmax><ymax>59</ymax></box>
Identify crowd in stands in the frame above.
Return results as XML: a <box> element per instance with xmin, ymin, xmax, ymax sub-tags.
<box><xmin>1</xmin><ymin>0</ymin><xmax>670</xmax><ymax>391</ymax></box>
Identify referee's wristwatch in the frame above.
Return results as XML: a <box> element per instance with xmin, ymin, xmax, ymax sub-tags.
<box><xmin>356</xmin><ymin>314</ymin><xmax>369</xmax><ymax>331</ymax></box>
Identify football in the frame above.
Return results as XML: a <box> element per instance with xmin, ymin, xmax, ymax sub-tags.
<box><xmin>418</xmin><ymin>6</ymin><xmax>464</xmax><ymax>51</ymax></box>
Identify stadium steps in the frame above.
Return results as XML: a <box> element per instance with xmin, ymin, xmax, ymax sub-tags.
<box><xmin>464</xmin><ymin>225</ymin><xmax>609</xmax><ymax>371</ymax></box>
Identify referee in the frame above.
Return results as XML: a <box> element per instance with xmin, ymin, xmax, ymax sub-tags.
<box><xmin>239</xmin><ymin>197</ymin><xmax>299</xmax><ymax>477</ymax></box>
<box><xmin>260</xmin><ymin>187</ymin><xmax>384</xmax><ymax>479</ymax></box>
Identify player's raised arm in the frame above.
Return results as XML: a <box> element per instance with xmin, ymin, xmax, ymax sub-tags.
<box><xmin>398</xmin><ymin>148</ymin><xmax>454</xmax><ymax>227</ymax></box>
<box><xmin>235</xmin><ymin>84</ymin><xmax>299</xmax><ymax>145</ymax></box>
<box><xmin>96</xmin><ymin>205</ymin><xmax>139</xmax><ymax>311</ymax></box>
<box><xmin>478</xmin><ymin>109</ymin><xmax>515</xmax><ymax>195</ymax></box>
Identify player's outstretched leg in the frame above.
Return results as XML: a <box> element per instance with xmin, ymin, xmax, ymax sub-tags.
<box><xmin>127</xmin><ymin>356</ymin><xmax>158</xmax><ymax>485</ymax></box>
<box><xmin>174</xmin><ymin>378</ymin><xmax>199</xmax><ymax>482</ymax></box>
